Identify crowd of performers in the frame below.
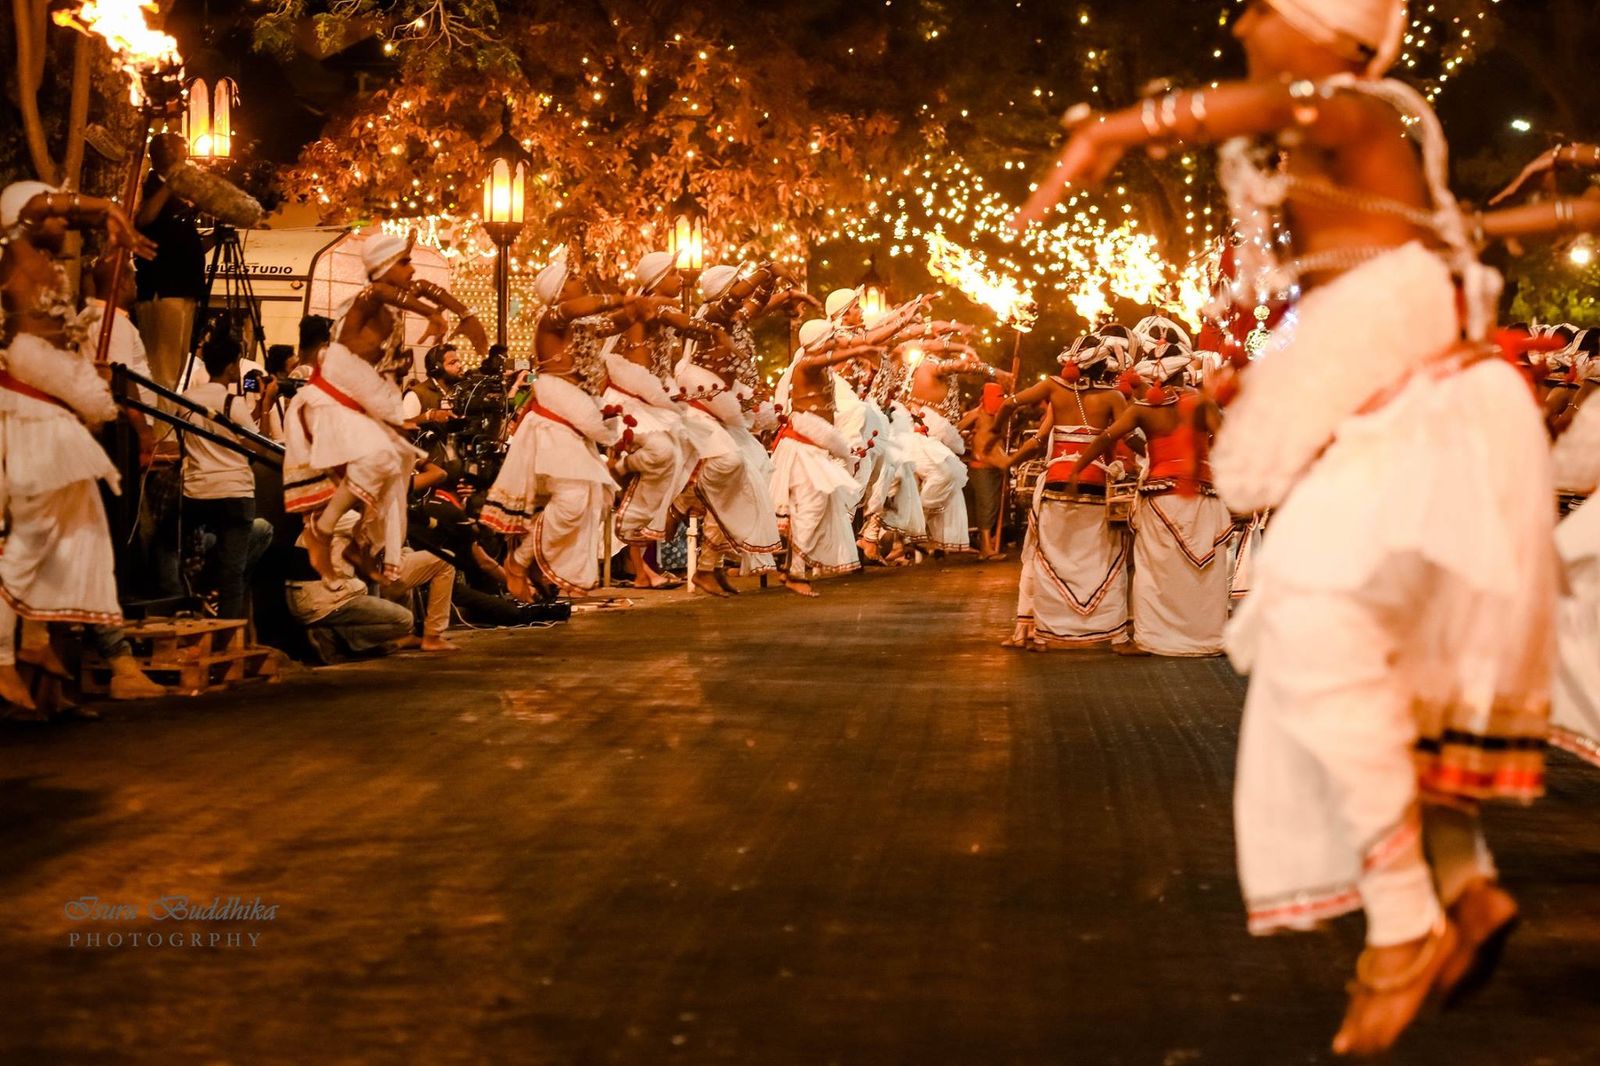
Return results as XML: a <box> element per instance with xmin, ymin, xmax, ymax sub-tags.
<box><xmin>996</xmin><ymin>317</ymin><xmax>1234</xmax><ymax>657</ymax></box>
<box><xmin>5</xmin><ymin>0</ymin><xmax>1600</xmax><ymax>1055</ymax></box>
<box><xmin>292</xmin><ymin>238</ymin><xmax>1012</xmax><ymax>605</ymax></box>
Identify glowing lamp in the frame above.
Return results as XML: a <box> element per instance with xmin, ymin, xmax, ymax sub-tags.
<box><xmin>480</xmin><ymin>101</ymin><xmax>532</xmax><ymax>348</ymax></box>
<box><xmin>184</xmin><ymin>76</ymin><xmax>236</xmax><ymax>160</ymax></box>
<box><xmin>856</xmin><ymin>253</ymin><xmax>889</xmax><ymax>325</ymax></box>
<box><xmin>668</xmin><ymin>186</ymin><xmax>706</xmax><ymax>277</ymax></box>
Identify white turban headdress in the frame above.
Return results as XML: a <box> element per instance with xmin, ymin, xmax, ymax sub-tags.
<box><xmin>1058</xmin><ymin>332</ymin><xmax>1117</xmax><ymax>372</ymax></box>
<box><xmin>633</xmin><ymin>250</ymin><xmax>676</xmax><ymax>294</ymax></box>
<box><xmin>1264</xmin><ymin>0</ymin><xmax>1409</xmax><ymax>75</ymax></box>
<box><xmin>534</xmin><ymin>246</ymin><xmax>572</xmax><ymax>305</ymax></box>
<box><xmin>1132</xmin><ymin>315</ymin><xmax>1192</xmax><ymax>354</ymax></box>
<box><xmin>1</xmin><ymin>181</ymin><xmax>57</xmax><ymax>229</ymax></box>
<box><xmin>361</xmin><ymin>233</ymin><xmax>410</xmax><ymax>280</ymax></box>
<box><xmin>798</xmin><ymin>318</ymin><xmax>833</xmax><ymax>352</ymax></box>
<box><xmin>699</xmin><ymin>264</ymin><xmax>740</xmax><ymax>302</ymax></box>
<box><xmin>1134</xmin><ymin>348</ymin><xmax>1193</xmax><ymax>386</ymax></box>
<box><xmin>825</xmin><ymin>288</ymin><xmax>861</xmax><ymax>320</ymax></box>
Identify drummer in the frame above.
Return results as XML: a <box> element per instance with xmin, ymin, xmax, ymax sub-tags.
<box><xmin>995</xmin><ymin>330</ymin><xmax>1136</xmax><ymax>649</ymax></box>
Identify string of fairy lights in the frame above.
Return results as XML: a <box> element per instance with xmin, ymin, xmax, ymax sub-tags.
<box><xmin>306</xmin><ymin>0</ymin><xmax>1502</xmax><ymax>353</ymax></box>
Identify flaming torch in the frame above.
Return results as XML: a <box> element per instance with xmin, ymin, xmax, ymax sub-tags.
<box><xmin>53</xmin><ymin>0</ymin><xmax>184</xmax><ymax>365</ymax></box>
<box><xmin>52</xmin><ymin>1</ymin><xmax>181</xmax><ymax>107</ymax></box>
<box><xmin>925</xmin><ymin>234</ymin><xmax>1038</xmax><ymax>550</ymax></box>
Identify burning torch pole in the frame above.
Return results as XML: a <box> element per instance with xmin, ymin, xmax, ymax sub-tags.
<box><xmin>53</xmin><ymin>2</ymin><xmax>184</xmax><ymax>366</ymax></box>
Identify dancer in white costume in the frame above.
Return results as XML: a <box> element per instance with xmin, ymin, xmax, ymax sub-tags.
<box><xmin>856</xmin><ymin>342</ymin><xmax>930</xmax><ymax>565</ymax></box>
<box><xmin>901</xmin><ymin>335</ymin><xmax>1005</xmax><ymax>554</ymax></box>
<box><xmin>996</xmin><ymin>332</ymin><xmax>1132</xmax><ymax>650</ymax></box>
<box><xmin>770</xmin><ymin>320</ymin><xmax>881</xmax><ymax>596</ymax></box>
<box><xmin>674</xmin><ymin>263</ymin><xmax>795</xmax><ymax>595</ymax></box>
<box><xmin>1070</xmin><ymin>348</ymin><xmax>1231</xmax><ymax>657</ymax></box>
<box><xmin>0</xmin><ymin>182</ymin><xmax>165</xmax><ymax>709</ymax></box>
<box><xmin>604</xmin><ymin>250</ymin><xmax>723</xmax><ymax>589</ymax></box>
<box><xmin>284</xmin><ymin>232</ymin><xmax>487</xmax><ymax>583</ymax></box>
<box><xmin>483</xmin><ymin>248</ymin><xmax>669</xmax><ymax>599</ymax></box>
<box><xmin>1016</xmin><ymin>2</ymin><xmax>1556</xmax><ymax>1054</ymax></box>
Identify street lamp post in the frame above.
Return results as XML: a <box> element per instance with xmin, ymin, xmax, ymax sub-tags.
<box><xmin>481</xmin><ymin>102</ymin><xmax>530</xmax><ymax>350</ymax></box>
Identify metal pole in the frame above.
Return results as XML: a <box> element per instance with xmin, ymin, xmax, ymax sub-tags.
<box><xmin>494</xmin><ymin>238</ymin><xmax>511</xmax><ymax>349</ymax></box>
<box><xmin>996</xmin><ymin>328</ymin><xmax>1024</xmax><ymax>549</ymax></box>
<box><xmin>93</xmin><ymin>113</ymin><xmax>152</xmax><ymax>366</ymax></box>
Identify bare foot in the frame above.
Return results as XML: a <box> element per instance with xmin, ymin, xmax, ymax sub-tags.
<box><xmin>390</xmin><ymin>635</ymin><xmax>423</xmax><ymax>651</ymax></box>
<box><xmin>0</xmin><ymin>664</ymin><xmax>38</xmax><ymax>711</ymax></box>
<box><xmin>1438</xmin><ymin>880</ymin><xmax>1519</xmax><ymax>1010</ymax></box>
<box><xmin>691</xmin><ymin>572</ymin><xmax>732</xmax><ymax>598</ymax></box>
<box><xmin>19</xmin><ymin>639</ymin><xmax>70</xmax><ymax>679</ymax></box>
<box><xmin>713</xmin><ymin>568</ymin><xmax>740</xmax><ymax>596</ymax></box>
<box><xmin>1332</xmin><ymin>920</ymin><xmax>1457</xmax><ymax>1058</ymax></box>
<box><xmin>1112</xmin><ymin>641</ymin><xmax>1151</xmax><ymax>657</ymax></box>
<box><xmin>979</xmin><ymin>552</ymin><xmax>1009</xmax><ymax>562</ymax></box>
<box><xmin>858</xmin><ymin>538</ymin><xmax>885</xmax><ymax>565</ymax></box>
<box><xmin>786</xmin><ymin>578</ymin><xmax>819</xmax><ymax>598</ymax></box>
<box><xmin>107</xmin><ymin>657</ymin><xmax>166</xmax><ymax>700</ymax></box>
<box><xmin>505</xmin><ymin>559</ymin><xmax>537</xmax><ymax>603</ymax></box>
<box><xmin>1001</xmin><ymin>623</ymin><xmax>1035</xmax><ymax>650</ymax></box>
<box><xmin>302</xmin><ymin>518</ymin><xmax>339</xmax><ymax>582</ymax></box>
<box><xmin>420</xmin><ymin>635</ymin><xmax>460</xmax><ymax>653</ymax></box>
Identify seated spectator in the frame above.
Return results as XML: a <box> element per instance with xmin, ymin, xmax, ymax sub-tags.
<box><xmin>285</xmin><ymin>511</ymin><xmax>458</xmax><ymax>658</ymax></box>
<box><xmin>179</xmin><ymin>334</ymin><xmax>265</xmax><ymax>618</ymax></box>
<box><xmin>284</xmin><ymin>546</ymin><xmax>414</xmax><ymax>663</ymax></box>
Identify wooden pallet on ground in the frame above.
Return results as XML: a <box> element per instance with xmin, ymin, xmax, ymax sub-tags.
<box><xmin>80</xmin><ymin>618</ymin><xmax>282</xmax><ymax>698</ymax></box>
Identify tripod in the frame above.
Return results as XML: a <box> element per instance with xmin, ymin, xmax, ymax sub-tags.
<box><xmin>184</xmin><ymin>223</ymin><xmax>268</xmax><ymax>388</ymax></box>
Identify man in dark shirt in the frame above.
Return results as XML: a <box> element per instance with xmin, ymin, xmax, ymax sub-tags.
<box><xmin>134</xmin><ymin>133</ymin><xmax>208</xmax><ymax>389</ymax></box>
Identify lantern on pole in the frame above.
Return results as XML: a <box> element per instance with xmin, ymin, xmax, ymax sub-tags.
<box><xmin>667</xmin><ymin>185</ymin><xmax>706</xmax><ymax>281</ymax></box>
<box><xmin>856</xmin><ymin>253</ymin><xmax>889</xmax><ymax>325</ymax></box>
<box><xmin>481</xmin><ymin>101</ymin><xmax>531</xmax><ymax>349</ymax></box>
<box><xmin>183</xmin><ymin>75</ymin><xmax>236</xmax><ymax>161</ymax></box>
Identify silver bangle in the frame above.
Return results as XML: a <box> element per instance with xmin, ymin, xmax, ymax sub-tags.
<box><xmin>1139</xmin><ymin>99</ymin><xmax>1164</xmax><ymax>140</ymax></box>
<box><xmin>1187</xmin><ymin>91</ymin><xmax>1208</xmax><ymax>134</ymax></box>
<box><xmin>1159</xmin><ymin>92</ymin><xmax>1181</xmax><ymax>136</ymax></box>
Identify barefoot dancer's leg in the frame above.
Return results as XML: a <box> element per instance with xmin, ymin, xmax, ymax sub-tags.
<box><xmin>506</xmin><ymin>533</ymin><xmax>541</xmax><ymax>602</ymax></box>
<box><xmin>1238</xmin><ymin>586</ymin><xmax>1450</xmax><ymax>1057</ymax></box>
<box><xmin>0</xmin><ymin>603</ymin><xmax>36</xmax><ymax>710</ymax></box>
<box><xmin>315</xmin><ymin>484</ymin><xmax>363</xmax><ymax>537</ymax></box>
<box><xmin>18</xmin><ymin>618</ymin><xmax>69</xmax><ymax>677</ymax></box>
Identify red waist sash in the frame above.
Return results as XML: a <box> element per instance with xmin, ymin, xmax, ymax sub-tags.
<box><xmin>522</xmin><ymin>401</ymin><xmax>581</xmax><ymax>435</ymax></box>
<box><xmin>309</xmin><ymin>371</ymin><xmax>364</xmax><ymax>413</ymax></box>
<box><xmin>1147</xmin><ymin>431</ymin><xmax>1212</xmax><ymax>485</ymax></box>
<box><xmin>0</xmin><ymin>369</ymin><xmax>69</xmax><ymax>410</ymax></box>
<box><xmin>1047</xmin><ymin>435</ymin><xmax>1105</xmax><ymax>486</ymax></box>
<box><xmin>775</xmin><ymin>422</ymin><xmax>822</xmax><ymax>450</ymax></box>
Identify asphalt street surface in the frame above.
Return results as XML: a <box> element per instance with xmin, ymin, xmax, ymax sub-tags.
<box><xmin>3</xmin><ymin>559</ymin><xmax>1598</xmax><ymax>1064</ymax></box>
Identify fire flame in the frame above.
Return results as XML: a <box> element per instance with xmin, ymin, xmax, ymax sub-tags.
<box><xmin>925</xmin><ymin>234</ymin><xmax>1037</xmax><ymax>333</ymax></box>
<box><xmin>53</xmin><ymin>1</ymin><xmax>181</xmax><ymax>106</ymax></box>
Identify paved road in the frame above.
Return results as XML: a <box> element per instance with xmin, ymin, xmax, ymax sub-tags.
<box><xmin>3</xmin><ymin>560</ymin><xmax>1598</xmax><ymax>1065</ymax></box>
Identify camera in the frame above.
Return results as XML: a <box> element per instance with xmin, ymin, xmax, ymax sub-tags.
<box><xmin>241</xmin><ymin>371</ymin><xmax>262</xmax><ymax>394</ymax></box>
